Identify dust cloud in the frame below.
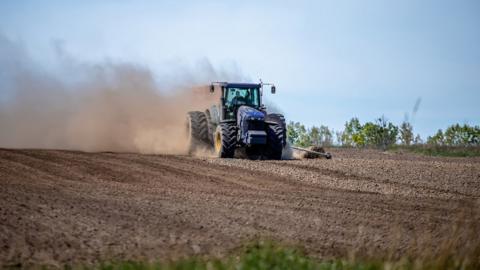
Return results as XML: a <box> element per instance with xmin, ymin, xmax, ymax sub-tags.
<box><xmin>0</xmin><ymin>35</ymin><xmax>241</xmax><ymax>154</ymax></box>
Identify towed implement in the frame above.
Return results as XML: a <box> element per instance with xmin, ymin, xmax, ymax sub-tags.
<box><xmin>186</xmin><ymin>82</ymin><xmax>286</xmax><ymax>159</ymax></box>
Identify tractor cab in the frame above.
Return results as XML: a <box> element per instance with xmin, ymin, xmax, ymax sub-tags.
<box><xmin>222</xmin><ymin>83</ymin><xmax>261</xmax><ymax>120</ymax></box>
<box><xmin>209</xmin><ymin>82</ymin><xmax>275</xmax><ymax>121</ymax></box>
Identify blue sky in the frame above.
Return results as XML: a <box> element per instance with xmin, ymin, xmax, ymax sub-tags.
<box><xmin>1</xmin><ymin>0</ymin><xmax>479</xmax><ymax>137</ymax></box>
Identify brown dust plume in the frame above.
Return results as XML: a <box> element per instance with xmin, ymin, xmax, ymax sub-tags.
<box><xmin>0</xmin><ymin>35</ymin><xmax>239</xmax><ymax>154</ymax></box>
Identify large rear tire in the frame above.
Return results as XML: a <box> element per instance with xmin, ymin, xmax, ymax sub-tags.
<box><xmin>205</xmin><ymin>109</ymin><xmax>216</xmax><ymax>146</ymax></box>
<box><xmin>265</xmin><ymin>114</ymin><xmax>286</xmax><ymax>160</ymax></box>
<box><xmin>186</xmin><ymin>111</ymin><xmax>208</xmax><ymax>154</ymax></box>
<box><xmin>214</xmin><ymin>123</ymin><xmax>236</xmax><ymax>158</ymax></box>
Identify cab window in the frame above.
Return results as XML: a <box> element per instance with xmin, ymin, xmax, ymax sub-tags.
<box><xmin>225</xmin><ymin>88</ymin><xmax>260</xmax><ymax>108</ymax></box>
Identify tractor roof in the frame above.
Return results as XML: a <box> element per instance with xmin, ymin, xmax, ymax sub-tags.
<box><xmin>214</xmin><ymin>82</ymin><xmax>261</xmax><ymax>89</ymax></box>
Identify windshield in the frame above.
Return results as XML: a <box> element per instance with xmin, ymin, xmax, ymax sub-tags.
<box><xmin>224</xmin><ymin>87</ymin><xmax>260</xmax><ymax>108</ymax></box>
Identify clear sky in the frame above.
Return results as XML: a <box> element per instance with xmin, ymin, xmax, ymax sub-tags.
<box><xmin>1</xmin><ymin>0</ymin><xmax>479</xmax><ymax>138</ymax></box>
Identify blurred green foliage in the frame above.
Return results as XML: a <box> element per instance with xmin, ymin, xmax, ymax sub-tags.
<box><xmin>90</xmin><ymin>239</ymin><xmax>480</xmax><ymax>270</ymax></box>
<box><xmin>427</xmin><ymin>124</ymin><xmax>480</xmax><ymax>146</ymax></box>
<box><xmin>287</xmin><ymin>117</ymin><xmax>479</xmax><ymax>152</ymax></box>
<box><xmin>287</xmin><ymin>121</ymin><xmax>333</xmax><ymax>147</ymax></box>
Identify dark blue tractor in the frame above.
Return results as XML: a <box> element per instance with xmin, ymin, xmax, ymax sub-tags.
<box><xmin>186</xmin><ymin>82</ymin><xmax>286</xmax><ymax>159</ymax></box>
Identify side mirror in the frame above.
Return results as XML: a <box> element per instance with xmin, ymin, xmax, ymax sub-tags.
<box><xmin>210</xmin><ymin>85</ymin><xmax>214</xmax><ymax>93</ymax></box>
<box><xmin>271</xmin><ymin>85</ymin><xmax>276</xmax><ymax>94</ymax></box>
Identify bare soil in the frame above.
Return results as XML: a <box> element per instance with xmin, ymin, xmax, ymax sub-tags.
<box><xmin>1</xmin><ymin>148</ymin><xmax>479</xmax><ymax>267</ymax></box>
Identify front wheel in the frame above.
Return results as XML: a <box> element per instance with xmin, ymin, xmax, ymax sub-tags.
<box><xmin>214</xmin><ymin>123</ymin><xmax>236</xmax><ymax>158</ymax></box>
<box><xmin>265</xmin><ymin>123</ymin><xmax>284</xmax><ymax>160</ymax></box>
<box><xmin>265</xmin><ymin>114</ymin><xmax>286</xmax><ymax>160</ymax></box>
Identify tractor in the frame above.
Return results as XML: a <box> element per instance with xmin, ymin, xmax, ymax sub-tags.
<box><xmin>186</xmin><ymin>82</ymin><xmax>286</xmax><ymax>159</ymax></box>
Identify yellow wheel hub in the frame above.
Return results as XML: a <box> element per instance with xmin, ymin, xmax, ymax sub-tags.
<box><xmin>214</xmin><ymin>131</ymin><xmax>222</xmax><ymax>154</ymax></box>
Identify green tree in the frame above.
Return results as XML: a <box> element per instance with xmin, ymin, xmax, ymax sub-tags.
<box><xmin>399</xmin><ymin>121</ymin><xmax>414</xmax><ymax>146</ymax></box>
<box><xmin>376</xmin><ymin>116</ymin><xmax>399</xmax><ymax>150</ymax></box>
<box><xmin>427</xmin><ymin>129</ymin><xmax>445</xmax><ymax>145</ymax></box>
<box><xmin>427</xmin><ymin>124</ymin><xmax>480</xmax><ymax>146</ymax></box>
<box><xmin>287</xmin><ymin>121</ymin><xmax>309</xmax><ymax>147</ymax></box>
<box><xmin>413</xmin><ymin>134</ymin><xmax>423</xmax><ymax>145</ymax></box>
<box><xmin>309</xmin><ymin>125</ymin><xmax>333</xmax><ymax>146</ymax></box>
<box><xmin>335</xmin><ymin>130</ymin><xmax>344</xmax><ymax>146</ymax></box>
<box><xmin>341</xmin><ymin>118</ymin><xmax>364</xmax><ymax>147</ymax></box>
<box><xmin>362</xmin><ymin>116</ymin><xmax>398</xmax><ymax>150</ymax></box>
<box><xmin>297</xmin><ymin>125</ymin><xmax>311</xmax><ymax>147</ymax></box>
<box><xmin>309</xmin><ymin>126</ymin><xmax>320</xmax><ymax>146</ymax></box>
<box><xmin>320</xmin><ymin>125</ymin><xmax>333</xmax><ymax>146</ymax></box>
<box><xmin>287</xmin><ymin>121</ymin><xmax>300</xmax><ymax>144</ymax></box>
<box><xmin>444</xmin><ymin>124</ymin><xmax>480</xmax><ymax>146</ymax></box>
<box><xmin>362</xmin><ymin>122</ymin><xmax>381</xmax><ymax>146</ymax></box>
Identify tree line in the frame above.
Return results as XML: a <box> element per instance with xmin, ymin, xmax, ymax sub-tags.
<box><xmin>287</xmin><ymin>117</ymin><xmax>480</xmax><ymax>149</ymax></box>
